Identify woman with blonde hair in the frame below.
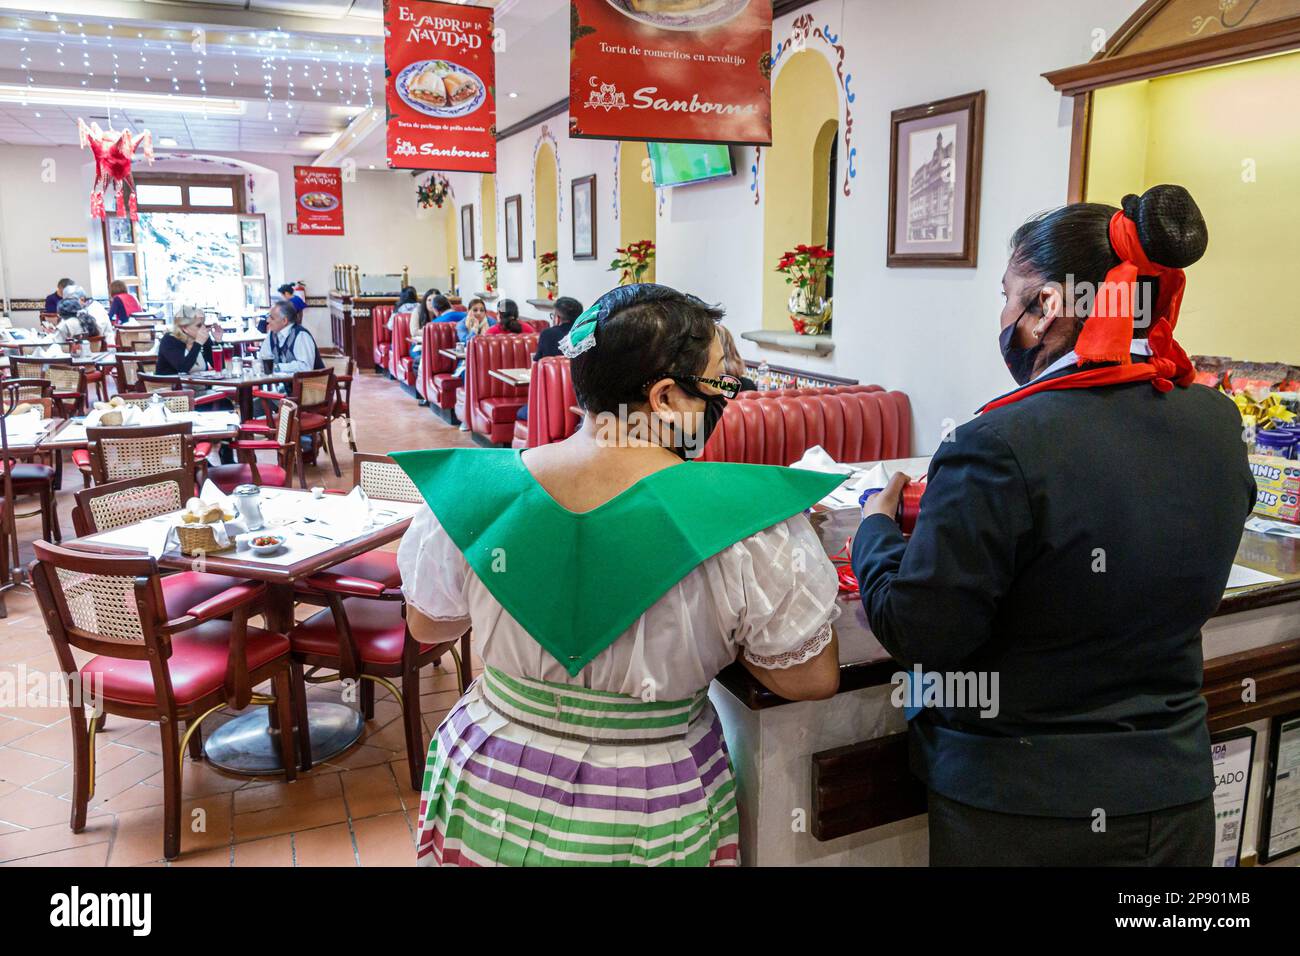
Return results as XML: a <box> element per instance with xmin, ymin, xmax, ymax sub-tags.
<box><xmin>156</xmin><ymin>304</ymin><xmax>222</xmax><ymax>376</ymax></box>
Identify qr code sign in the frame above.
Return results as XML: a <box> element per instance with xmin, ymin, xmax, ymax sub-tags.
<box><xmin>1224</xmin><ymin>820</ymin><xmax>1239</xmax><ymax>842</ymax></box>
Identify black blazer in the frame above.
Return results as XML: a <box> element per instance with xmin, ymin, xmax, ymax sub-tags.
<box><xmin>534</xmin><ymin>321</ymin><xmax>573</xmax><ymax>361</ymax></box>
<box><xmin>155</xmin><ymin>333</ymin><xmax>214</xmax><ymax>376</ymax></box>
<box><xmin>852</xmin><ymin>375</ymin><xmax>1256</xmax><ymax>818</ymax></box>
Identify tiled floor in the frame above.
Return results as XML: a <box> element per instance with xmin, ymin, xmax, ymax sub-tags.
<box><xmin>0</xmin><ymin>361</ymin><xmax>476</xmax><ymax>866</ymax></box>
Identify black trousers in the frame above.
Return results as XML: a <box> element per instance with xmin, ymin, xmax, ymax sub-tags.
<box><xmin>927</xmin><ymin>790</ymin><xmax>1214</xmax><ymax>866</ymax></box>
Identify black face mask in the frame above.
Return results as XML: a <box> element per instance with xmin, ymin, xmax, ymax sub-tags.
<box><xmin>667</xmin><ymin>380</ymin><xmax>728</xmax><ymax>460</ymax></box>
<box><xmin>999</xmin><ymin>305</ymin><xmax>1043</xmax><ymax>387</ymax></box>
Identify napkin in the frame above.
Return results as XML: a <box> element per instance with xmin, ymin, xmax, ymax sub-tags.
<box><xmin>199</xmin><ymin>479</ymin><xmax>236</xmax><ymax>514</ymax></box>
<box><xmin>1245</xmin><ymin>515</ymin><xmax>1300</xmax><ymax>539</ymax></box>
<box><xmin>84</xmin><ymin>404</ymin><xmax>143</xmax><ymax>428</ymax></box>
<box><xmin>308</xmin><ymin>486</ymin><xmax>373</xmax><ymax>541</ymax></box>
<box><xmin>36</xmin><ymin>344</ymin><xmax>67</xmax><ymax>358</ymax></box>
<box><xmin>789</xmin><ymin>444</ymin><xmax>856</xmax><ymax>475</ymax></box>
<box><xmin>138</xmin><ymin>403</ymin><xmax>168</xmax><ymax>426</ymax></box>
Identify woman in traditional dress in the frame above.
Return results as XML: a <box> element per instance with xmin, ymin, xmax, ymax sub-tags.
<box><xmin>395</xmin><ymin>283</ymin><xmax>843</xmax><ymax>866</ymax></box>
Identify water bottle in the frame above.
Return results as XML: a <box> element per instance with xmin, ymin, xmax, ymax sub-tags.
<box><xmin>756</xmin><ymin>359</ymin><xmax>770</xmax><ymax>391</ymax></box>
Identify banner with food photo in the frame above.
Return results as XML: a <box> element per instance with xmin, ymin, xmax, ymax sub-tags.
<box><xmin>293</xmin><ymin>165</ymin><xmax>344</xmax><ymax>235</ymax></box>
<box><xmin>385</xmin><ymin>0</ymin><xmax>496</xmax><ymax>172</ymax></box>
<box><xmin>569</xmin><ymin>0</ymin><xmax>772</xmax><ymax>145</ymax></box>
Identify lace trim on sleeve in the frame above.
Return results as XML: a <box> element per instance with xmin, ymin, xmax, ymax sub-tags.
<box><xmin>743</xmin><ymin>619</ymin><xmax>835</xmax><ymax>671</ymax></box>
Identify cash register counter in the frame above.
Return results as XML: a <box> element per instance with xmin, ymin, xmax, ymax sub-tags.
<box><xmin>709</xmin><ymin>458</ymin><xmax>1300</xmax><ymax>866</ymax></box>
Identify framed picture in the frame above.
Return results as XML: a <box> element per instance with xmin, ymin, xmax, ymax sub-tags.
<box><xmin>461</xmin><ymin>204</ymin><xmax>475</xmax><ymax>262</ymax></box>
<box><xmin>571</xmin><ymin>174</ymin><xmax>597</xmax><ymax>260</ymax></box>
<box><xmin>1260</xmin><ymin>711</ymin><xmax>1300</xmax><ymax>864</ymax></box>
<box><xmin>504</xmin><ymin>194</ymin><xmax>523</xmax><ymax>262</ymax></box>
<box><xmin>887</xmin><ymin>90</ymin><xmax>985</xmax><ymax>268</ymax></box>
<box><xmin>1210</xmin><ymin>728</ymin><xmax>1256</xmax><ymax>867</ymax></box>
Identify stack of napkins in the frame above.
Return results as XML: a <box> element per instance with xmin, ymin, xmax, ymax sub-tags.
<box><xmin>36</xmin><ymin>344</ymin><xmax>67</xmax><ymax>358</ymax></box>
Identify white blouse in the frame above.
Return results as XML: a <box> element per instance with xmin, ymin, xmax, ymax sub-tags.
<box><xmin>398</xmin><ymin>504</ymin><xmax>841</xmax><ymax>701</ymax></box>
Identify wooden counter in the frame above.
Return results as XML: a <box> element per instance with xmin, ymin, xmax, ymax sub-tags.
<box><xmin>327</xmin><ymin>292</ymin><xmax>394</xmax><ymax>367</ymax></box>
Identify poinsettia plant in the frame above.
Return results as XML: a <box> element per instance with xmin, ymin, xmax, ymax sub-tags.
<box><xmin>609</xmin><ymin>239</ymin><xmax>656</xmax><ymax>285</ymax></box>
<box><xmin>538</xmin><ymin>251</ymin><xmax>559</xmax><ymax>299</ymax></box>
<box><xmin>417</xmin><ymin>174</ymin><xmax>452</xmax><ymax>209</ymax></box>
<box><xmin>776</xmin><ymin>244</ymin><xmax>834</xmax><ymax>301</ymax></box>
<box><xmin>479</xmin><ymin>252</ymin><xmax>498</xmax><ymax>291</ymax></box>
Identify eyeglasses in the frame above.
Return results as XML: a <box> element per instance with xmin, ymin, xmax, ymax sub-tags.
<box><xmin>672</xmin><ymin>373</ymin><xmax>743</xmax><ymax>399</ymax></box>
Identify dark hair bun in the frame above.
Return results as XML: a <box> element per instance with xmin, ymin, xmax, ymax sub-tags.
<box><xmin>1121</xmin><ymin>185</ymin><xmax>1208</xmax><ymax>269</ymax></box>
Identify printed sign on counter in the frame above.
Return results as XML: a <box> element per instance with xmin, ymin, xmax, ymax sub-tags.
<box><xmin>1210</xmin><ymin>729</ymin><xmax>1255</xmax><ymax>867</ymax></box>
<box><xmin>385</xmin><ymin>0</ymin><xmax>496</xmax><ymax>172</ymax></box>
<box><xmin>292</xmin><ymin>166</ymin><xmax>345</xmax><ymax>236</ymax></box>
<box><xmin>569</xmin><ymin>0</ymin><xmax>772</xmax><ymax>145</ymax></box>
<box><xmin>1262</xmin><ymin>712</ymin><xmax>1300</xmax><ymax>863</ymax></box>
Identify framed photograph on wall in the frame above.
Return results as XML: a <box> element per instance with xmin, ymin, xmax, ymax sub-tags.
<box><xmin>1260</xmin><ymin>711</ymin><xmax>1300</xmax><ymax>864</ymax></box>
<box><xmin>461</xmin><ymin>204</ymin><xmax>476</xmax><ymax>262</ymax></box>
<box><xmin>504</xmin><ymin>194</ymin><xmax>523</xmax><ymax>262</ymax></box>
<box><xmin>887</xmin><ymin>90</ymin><xmax>985</xmax><ymax>268</ymax></box>
<box><xmin>571</xmin><ymin>174</ymin><xmax>597</xmax><ymax>260</ymax></box>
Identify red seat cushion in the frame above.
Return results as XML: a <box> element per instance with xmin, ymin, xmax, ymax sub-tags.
<box><xmin>193</xmin><ymin>442</ymin><xmax>213</xmax><ymax>459</ymax></box>
<box><xmin>85</xmin><ymin>371</ymin><xmax>104</xmax><ymax>382</ymax></box>
<box><xmin>479</xmin><ymin>396</ymin><xmax>526</xmax><ymax>424</ymax></box>
<box><xmin>83</xmin><ymin>620</ymin><xmax>288</xmax><ymax>706</ymax></box>
<box><xmin>290</xmin><ymin>597</ymin><xmax>407</xmax><ymax>665</ymax></box>
<box><xmin>298</xmin><ymin>551</ymin><xmax>400</xmax><ymax>591</ymax></box>
<box><xmin>71</xmin><ymin>449</ymin><xmax>91</xmax><ymax>469</ymax></box>
<box><xmin>299</xmin><ymin>412</ymin><xmax>330</xmax><ymax>431</ymax></box>
<box><xmin>207</xmin><ymin>464</ymin><xmax>289</xmax><ymax>493</ymax></box>
<box><xmin>161</xmin><ymin>571</ymin><xmax>240</xmax><ymax>619</ymax></box>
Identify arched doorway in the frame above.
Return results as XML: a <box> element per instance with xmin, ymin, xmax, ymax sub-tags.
<box><xmin>534</xmin><ymin>142</ymin><xmax>558</xmax><ymax>299</ymax></box>
<box><xmin>619</xmin><ymin>141</ymin><xmax>656</xmax><ymax>283</ymax></box>
<box><xmin>762</xmin><ymin>49</ymin><xmax>840</xmax><ymax>330</ymax></box>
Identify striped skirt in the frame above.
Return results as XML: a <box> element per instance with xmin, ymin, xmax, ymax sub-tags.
<box><xmin>416</xmin><ymin>667</ymin><xmax>741</xmax><ymax>866</ymax></box>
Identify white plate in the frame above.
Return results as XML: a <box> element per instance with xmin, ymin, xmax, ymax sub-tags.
<box><xmin>605</xmin><ymin>0</ymin><xmax>751</xmax><ymax>31</ymax></box>
<box><xmin>395</xmin><ymin>60</ymin><xmax>487</xmax><ymax>119</ymax></box>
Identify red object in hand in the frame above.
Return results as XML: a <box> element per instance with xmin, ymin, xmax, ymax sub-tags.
<box><xmin>899</xmin><ymin>480</ymin><xmax>927</xmax><ymax>535</ymax></box>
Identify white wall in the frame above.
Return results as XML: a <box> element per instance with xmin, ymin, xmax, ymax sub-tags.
<box><xmin>0</xmin><ymin>144</ymin><xmax>446</xmax><ymax>346</ymax></box>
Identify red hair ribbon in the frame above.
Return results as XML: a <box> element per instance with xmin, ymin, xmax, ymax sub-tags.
<box><xmin>978</xmin><ymin>210</ymin><xmax>1196</xmax><ymax>415</ymax></box>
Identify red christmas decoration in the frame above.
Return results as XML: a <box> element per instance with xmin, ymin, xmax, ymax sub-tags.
<box><xmin>78</xmin><ymin>119</ymin><xmax>154</xmax><ymax>221</ymax></box>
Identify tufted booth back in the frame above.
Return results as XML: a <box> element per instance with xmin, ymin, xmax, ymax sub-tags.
<box><xmin>417</xmin><ymin>321</ymin><xmax>460</xmax><ymax>399</ymax></box>
<box><xmin>700</xmin><ymin>388</ymin><xmax>912</xmax><ymax>465</ymax></box>
<box><xmin>525</xmin><ymin>356</ymin><xmax>580</xmax><ymax>448</ymax></box>
<box><xmin>464</xmin><ymin>332</ymin><xmax>539</xmax><ymax>442</ymax></box>
<box><xmin>371</xmin><ymin>306</ymin><xmax>393</xmax><ymax>368</ymax></box>
<box><xmin>387</xmin><ymin>311</ymin><xmax>415</xmax><ymax>384</ymax></box>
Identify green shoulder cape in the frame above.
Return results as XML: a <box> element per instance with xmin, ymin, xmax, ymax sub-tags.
<box><xmin>391</xmin><ymin>448</ymin><xmax>841</xmax><ymax>676</ymax></box>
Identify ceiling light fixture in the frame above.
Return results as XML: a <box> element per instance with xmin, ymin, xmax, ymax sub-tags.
<box><xmin>158</xmin><ymin>136</ymin><xmax>178</xmax><ymax>147</ymax></box>
<box><xmin>0</xmin><ymin>84</ymin><xmax>246</xmax><ymax>116</ymax></box>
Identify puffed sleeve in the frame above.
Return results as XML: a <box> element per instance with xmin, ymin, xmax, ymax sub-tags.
<box><xmin>710</xmin><ymin>515</ymin><xmax>841</xmax><ymax>669</ymax></box>
<box><xmin>397</xmin><ymin>504</ymin><xmax>471</xmax><ymax>621</ymax></box>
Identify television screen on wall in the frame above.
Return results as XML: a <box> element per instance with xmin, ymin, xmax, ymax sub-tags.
<box><xmin>646</xmin><ymin>142</ymin><xmax>734</xmax><ymax>188</ymax></box>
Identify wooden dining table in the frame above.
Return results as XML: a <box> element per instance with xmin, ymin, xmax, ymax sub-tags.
<box><xmin>37</xmin><ymin>410</ymin><xmax>243</xmax><ymax>452</ymax></box>
<box><xmin>181</xmin><ymin>369</ymin><xmax>293</xmax><ymax>420</ymax></box>
<box><xmin>489</xmin><ymin>367</ymin><xmax>531</xmax><ymax>388</ymax></box>
<box><xmin>64</xmin><ymin>486</ymin><xmax>424</xmax><ymax>773</ymax></box>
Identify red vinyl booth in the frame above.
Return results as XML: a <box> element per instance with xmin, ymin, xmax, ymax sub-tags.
<box><xmin>387</xmin><ymin>313</ymin><xmax>418</xmax><ymax>387</ymax></box>
<box><xmin>512</xmin><ymin>356</ymin><xmax>580</xmax><ymax>449</ymax></box>
<box><xmin>371</xmin><ymin>305</ymin><xmax>393</xmax><ymax>372</ymax></box>
<box><xmin>417</xmin><ymin>321</ymin><xmax>460</xmax><ymax>407</ymax></box>
<box><xmin>700</xmin><ymin>387</ymin><xmax>912</xmax><ymax>465</ymax></box>
<box><xmin>459</xmin><ymin>332</ymin><xmax>539</xmax><ymax>444</ymax></box>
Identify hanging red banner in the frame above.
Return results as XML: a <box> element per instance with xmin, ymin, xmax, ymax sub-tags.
<box><xmin>293</xmin><ymin>165</ymin><xmax>345</xmax><ymax>236</ymax></box>
<box><xmin>568</xmin><ymin>0</ymin><xmax>772</xmax><ymax>145</ymax></box>
<box><xmin>385</xmin><ymin>0</ymin><xmax>496</xmax><ymax>172</ymax></box>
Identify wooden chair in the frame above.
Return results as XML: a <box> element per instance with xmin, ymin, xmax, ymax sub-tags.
<box><xmin>70</xmin><ymin>393</ymin><xmax>213</xmax><ymax>488</ymax></box>
<box><xmin>87</xmin><ymin>422</ymin><xmax>196</xmax><ymax>486</ymax></box>
<box><xmin>0</xmin><ymin>382</ymin><xmax>61</xmax><ymax>542</ymax></box>
<box><xmin>140</xmin><ymin>372</ymin><xmax>231</xmax><ymax>408</ymax></box>
<box><xmin>46</xmin><ymin>363</ymin><xmax>89</xmax><ymax>417</ymax></box>
<box><xmin>114</xmin><ymin>354</ymin><xmax>157</xmax><ymax>394</ymax></box>
<box><xmin>206</xmin><ymin>399</ymin><xmax>302</xmax><ymax>493</ymax></box>
<box><xmin>30</xmin><ymin>542</ymin><xmax>297</xmax><ymax>860</ymax></box>
<box><xmin>115</xmin><ymin>327</ymin><xmax>155</xmax><ymax>352</ymax></box>
<box><xmin>332</xmin><ymin>357</ymin><xmax>357</xmax><ymax>452</ymax></box>
<box><xmin>250</xmin><ymin>369</ymin><xmax>339</xmax><ymax>478</ymax></box>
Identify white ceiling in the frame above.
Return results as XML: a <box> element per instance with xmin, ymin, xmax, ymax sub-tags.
<box><xmin>0</xmin><ymin>0</ymin><xmax>571</xmax><ymax>161</ymax></box>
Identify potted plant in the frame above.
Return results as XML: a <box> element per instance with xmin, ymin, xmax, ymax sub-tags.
<box><xmin>538</xmin><ymin>251</ymin><xmax>558</xmax><ymax>299</ymax></box>
<box><xmin>776</xmin><ymin>244</ymin><xmax>834</xmax><ymax>335</ymax></box>
<box><xmin>479</xmin><ymin>252</ymin><xmax>498</xmax><ymax>292</ymax></box>
<box><xmin>609</xmin><ymin>239</ymin><xmax>656</xmax><ymax>285</ymax></box>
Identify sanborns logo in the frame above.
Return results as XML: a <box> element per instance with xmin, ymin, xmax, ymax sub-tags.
<box><xmin>393</xmin><ymin>138</ymin><xmax>418</xmax><ymax>157</ymax></box>
<box><xmin>50</xmin><ymin>886</ymin><xmax>151</xmax><ymax>936</ymax></box>
<box><xmin>585</xmin><ymin>77</ymin><xmax>628</xmax><ymax>112</ymax></box>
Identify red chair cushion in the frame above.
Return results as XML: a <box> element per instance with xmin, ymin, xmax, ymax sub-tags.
<box><xmin>512</xmin><ymin>420</ymin><xmax>528</xmax><ymax>449</ymax></box>
<box><xmin>303</xmin><ymin>551</ymin><xmax>400</xmax><ymax>590</ymax></box>
<box><xmin>290</xmin><ymin>597</ymin><xmax>407</xmax><ymax>665</ymax></box>
<box><xmin>480</xmin><ymin>396</ymin><xmax>527</xmax><ymax>424</ymax></box>
<box><xmin>299</xmin><ymin>412</ymin><xmax>330</xmax><ymax>431</ymax></box>
<box><xmin>83</xmin><ymin>620</ymin><xmax>288</xmax><ymax>706</ymax></box>
<box><xmin>161</xmin><ymin>571</ymin><xmax>240</xmax><ymax>620</ymax></box>
<box><xmin>193</xmin><ymin>442</ymin><xmax>213</xmax><ymax>459</ymax></box>
<box><xmin>71</xmin><ymin>449</ymin><xmax>91</xmax><ymax>469</ymax></box>
<box><xmin>207</xmin><ymin>464</ymin><xmax>289</xmax><ymax>493</ymax></box>
<box><xmin>433</xmin><ymin>374</ymin><xmax>459</xmax><ymax>410</ymax></box>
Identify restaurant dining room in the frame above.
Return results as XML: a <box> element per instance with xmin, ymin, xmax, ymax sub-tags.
<box><xmin>0</xmin><ymin>0</ymin><xmax>1297</xmax><ymax>923</ymax></box>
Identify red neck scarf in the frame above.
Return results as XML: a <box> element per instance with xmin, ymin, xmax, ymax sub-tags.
<box><xmin>978</xmin><ymin>211</ymin><xmax>1195</xmax><ymax>415</ymax></box>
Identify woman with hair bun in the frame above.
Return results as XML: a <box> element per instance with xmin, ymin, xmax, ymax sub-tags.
<box><xmin>853</xmin><ymin>185</ymin><xmax>1256</xmax><ymax>866</ymax></box>
<box><xmin>393</xmin><ymin>284</ymin><xmax>843</xmax><ymax>866</ymax></box>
